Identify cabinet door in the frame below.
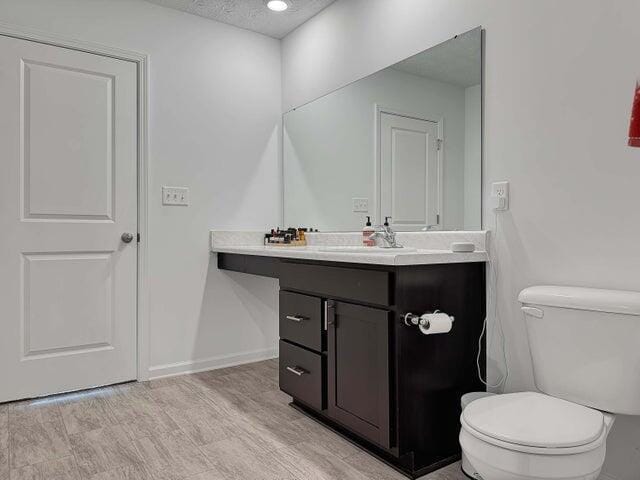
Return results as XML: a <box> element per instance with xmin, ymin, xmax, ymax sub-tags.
<box><xmin>327</xmin><ymin>300</ymin><xmax>391</xmax><ymax>448</ymax></box>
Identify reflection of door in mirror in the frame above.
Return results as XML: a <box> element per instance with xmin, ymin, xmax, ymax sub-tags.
<box><xmin>379</xmin><ymin>113</ymin><xmax>440</xmax><ymax>231</ymax></box>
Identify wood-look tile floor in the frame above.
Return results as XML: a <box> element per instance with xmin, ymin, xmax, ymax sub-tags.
<box><xmin>0</xmin><ymin>359</ymin><xmax>466</xmax><ymax>480</ymax></box>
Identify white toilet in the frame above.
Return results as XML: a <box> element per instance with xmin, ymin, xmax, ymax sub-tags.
<box><xmin>459</xmin><ymin>285</ymin><xmax>640</xmax><ymax>480</ymax></box>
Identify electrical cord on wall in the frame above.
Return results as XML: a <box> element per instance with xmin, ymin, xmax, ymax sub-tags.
<box><xmin>477</xmin><ymin>208</ymin><xmax>509</xmax><ymax>390</ymax></box>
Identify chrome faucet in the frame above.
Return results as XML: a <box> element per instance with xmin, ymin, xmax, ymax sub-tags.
<box><xmin>369</xmin><ymin>218</ymin><xmax>403</xmax><ymax>248</ymax></box>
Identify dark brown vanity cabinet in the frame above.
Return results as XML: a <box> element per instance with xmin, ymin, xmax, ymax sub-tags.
<box><xmin>279</xmin><ymin>295</ymin><xmax>392</xmax><ymax>448</ymax></box>
<box><xmin>279</xmin><ymin>289</ymin><xmax>392</xmax><ymax>448</ymax></box>
<box><xmin>218</xmin><ymin>253</ymin><xmax>486</xmax><ymax>479</ymax></box>
<box><xmin>278</xmin><ymin>261</ymin><xmax>395</xmax><ymax>447</ymax></box>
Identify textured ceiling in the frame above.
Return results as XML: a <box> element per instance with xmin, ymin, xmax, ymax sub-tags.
<box><xmin>392</xmin><ymin>28</ymin><xmax>481</xmax><ymax>88</ymax></box>
<box><xmin>145</xmin><ymin>0</ymin><xmax>337</xmax><ymax>38</ymax></box>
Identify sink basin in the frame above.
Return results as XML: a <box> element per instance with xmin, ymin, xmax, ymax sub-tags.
<box><xmin>318</xmin><ymin>246</ymin><xmax>416</xmax><ymax>254</ymax></box>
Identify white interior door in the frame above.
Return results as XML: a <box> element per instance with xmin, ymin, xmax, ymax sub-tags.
<box><xmin>0</xmin><ymin>35</ymin><xmax>138</xmax><ymax>402</ymax></box>
<box><xmin>379</xmin><ymin>112</ymin><xmax>440</xmax><ymax>230</ymax></box>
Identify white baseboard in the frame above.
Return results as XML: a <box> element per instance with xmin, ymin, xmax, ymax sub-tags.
<box><xmin>148</xmin><ymin>347</ymin><xmax>278</xmax><ymax>380</ymax></box>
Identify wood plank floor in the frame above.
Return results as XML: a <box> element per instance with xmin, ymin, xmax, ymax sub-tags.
<box><xmin>0</xmin><ymin>359</ymin><xmax>466</xmax><ymax>480</ymax></box>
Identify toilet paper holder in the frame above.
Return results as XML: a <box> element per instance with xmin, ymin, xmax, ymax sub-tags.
<box><xmin>403</xmin><ymin>310</ymin><xmax>455</xmax><ymax>330</ymax></box>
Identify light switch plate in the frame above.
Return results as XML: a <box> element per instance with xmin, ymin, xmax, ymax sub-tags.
<box><xmin>162</xmin><ymin>186</ymin><xmax>189</xmax><ymax>206</ymax></box>
<box><xmin>352</xmin><ymin>197</ymin><xmax>369</xmax><ymax>213</ymax></box>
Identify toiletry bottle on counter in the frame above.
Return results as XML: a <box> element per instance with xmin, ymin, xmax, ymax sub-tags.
<box><xmin>363</xmin><ymin>216</ymin><xmax>375</xmax><ymax>246</ymax></box>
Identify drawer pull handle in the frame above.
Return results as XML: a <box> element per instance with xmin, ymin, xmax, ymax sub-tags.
<box><xmin>286</xmin><ymin>366</ymin><xmax>307</xmax><ymax>376</ymax></box>
<box><xmin>286</xmin><ymin>315</ymin><xmax>307</xmax><ymax>323</ymax></box>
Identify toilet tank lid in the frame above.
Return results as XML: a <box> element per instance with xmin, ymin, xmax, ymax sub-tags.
<box><xmin>519</xmin><ymin>285</ymin><xmax>640</xmax><ymax>316</ymax></box>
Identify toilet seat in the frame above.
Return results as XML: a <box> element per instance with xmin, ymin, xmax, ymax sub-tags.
<box><xmin>462</xmin><ymin>392</ymin><xmax>606</xmax><ymax>453</ymax></box>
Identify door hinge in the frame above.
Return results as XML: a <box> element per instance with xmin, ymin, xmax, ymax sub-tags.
<box><xmin>136</xmin><ymin>233</ymin><xmax>141</xmax><ymax>243</ymax></box>
<box><xmin>437</xmin><ymin>138</ymin><xmax>443</xmax><ymax>151</ymax></box>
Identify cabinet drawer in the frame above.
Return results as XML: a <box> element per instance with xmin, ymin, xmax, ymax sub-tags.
<box><xmin>280</xmin><ymin>262</ymin><xmax>392</xmax><ymax>306</ymax></box>
<box><xmin>279</xmin><ymin>340</ymin><xmax>324</xmax><ymax>411</ymax></box>
<box><xmin>279</xmin><ymin>291</ymin><xmax>323</xmax><ymax>352</ymax></box>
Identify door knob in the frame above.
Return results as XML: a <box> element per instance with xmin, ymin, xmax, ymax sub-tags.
<box><xmin>121</xmin><ymin>232</ymin><xmax>135</xmax><ymax>244</ymax></box>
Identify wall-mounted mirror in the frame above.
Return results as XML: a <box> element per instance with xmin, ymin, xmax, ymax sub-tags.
<box><xmin>283</xmin><ymin>27</ymin><xmax>482</xmax><ymax>231</ymax></box>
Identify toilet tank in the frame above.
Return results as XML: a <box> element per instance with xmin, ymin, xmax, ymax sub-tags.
<box><xmin>519</xmin><ymin>286</ymin><xmax>640</xmax><ymax>415</ymax></box>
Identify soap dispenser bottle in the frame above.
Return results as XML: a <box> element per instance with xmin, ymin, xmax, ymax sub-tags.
<box><xmin>362</xmin><ymin>216</ymin><xmax>375</xmax><ymax>246</ymax></box>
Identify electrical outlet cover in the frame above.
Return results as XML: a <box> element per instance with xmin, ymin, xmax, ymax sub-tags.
<box><xmin>352</xmin><ymin>197</ymin><xmax>369</xmax><ymax>213</ymax></box>
<box><xmin>491</xmin><ymin>181</ymin><xmax>509</xmax><ymax>210</ymax></box>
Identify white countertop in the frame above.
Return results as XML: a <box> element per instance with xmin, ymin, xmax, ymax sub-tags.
<box><xmin>211</xmin><ymin>244</ymin><xmax>487</xmax><ymax>266</ymax></box>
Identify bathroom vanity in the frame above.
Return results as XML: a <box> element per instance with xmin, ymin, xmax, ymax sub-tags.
<box><xmin>212</xmin><ymin>24</ymin><xmax>486</xmax><ymax>478</ymax></box>
<box><xmin>213</xmin><ymin>233</ymin><xmax>487</xmax><ymax>478</ymax></box>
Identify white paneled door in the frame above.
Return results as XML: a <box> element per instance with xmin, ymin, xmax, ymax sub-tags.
<box><xmin>380</xmin><ymin>113</ymin><xmax>441</xmax><ymax>231</ymax></box>
<box><xmin>0</xmin><ymin>36</ymin><xmax>138</xmax><ymax>402</ymax></box>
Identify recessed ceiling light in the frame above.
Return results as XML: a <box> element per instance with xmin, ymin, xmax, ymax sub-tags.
<box><xmin>267</xmin><ymin>0</ymin><xmax>288</xmax><ymax>12</ymax></box>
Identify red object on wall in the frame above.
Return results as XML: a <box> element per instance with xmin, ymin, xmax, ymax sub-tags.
<box><xmin>630</xmin><ymin>80</ymin><xmax>640</xmax><ymax>147</ymax></box>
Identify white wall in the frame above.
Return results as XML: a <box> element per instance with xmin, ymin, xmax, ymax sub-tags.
<box><xmin>0</xmin><ymin>0</ymin><xmax>282</xmax><ymax>376</ymax></box>
<box><xmin>282</xmin><ymin>1</ymin><xmax>640</xmax><ymax>478</ymax></box>
<box><xmin>284</xmin><ymin>67</ymin><xmax>467</xmax><ymax>231</ymax></box>
<box><xmin>464</xmin><ymin>84</ymin><xmax>481</xmax><ymax>230</ymax></box>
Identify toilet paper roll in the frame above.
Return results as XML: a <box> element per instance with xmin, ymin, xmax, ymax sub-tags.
<box><xmin>419</xmin><ymin>312</ymin><xmax>453</xmax><ymax>335</ymax></box>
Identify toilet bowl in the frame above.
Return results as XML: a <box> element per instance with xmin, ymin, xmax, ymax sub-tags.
<box><xmin>459</xmin><ymin>391</ymin><xmax>615</xmax><ymax>480</ymax></box>
<box><xmin>459</xmin><ymin>286</ymin><xmax>640</xmax><ymax>480</ymax></box>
